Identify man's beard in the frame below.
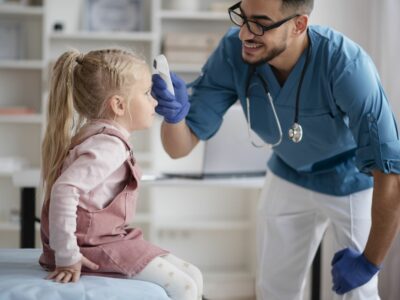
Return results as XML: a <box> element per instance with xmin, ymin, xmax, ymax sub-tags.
<box><xmin>242</xmin><ymin>43</ymin><xmax>287</xmax><ymax>66</ymax></box>
<box><xmin>242</xmin><ymin>28</ymin><xmax>289</xmax><ymax>66</ymax></box>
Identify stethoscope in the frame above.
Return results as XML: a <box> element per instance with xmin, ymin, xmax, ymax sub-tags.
<box><xmin>245</xmin><ymin>43</ymin><xmax>311</xmax><ymax>148</ymax></box>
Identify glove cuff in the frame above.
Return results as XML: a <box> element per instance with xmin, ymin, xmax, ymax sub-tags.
<box><xmin>164</xmin><ymin>101</ymin><xmax>191</xmax><ymax>124</ymax></box>
<box><xmin>360</xmin><ymin>254</ymin><xmax>381</xmax><ymax>275</ymax></box>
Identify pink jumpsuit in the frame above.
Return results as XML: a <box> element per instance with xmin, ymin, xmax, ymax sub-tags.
<box><xmin>40</xmin><ymin>127</ymin><xmax>168</xmax><ymax>277</ymax></box>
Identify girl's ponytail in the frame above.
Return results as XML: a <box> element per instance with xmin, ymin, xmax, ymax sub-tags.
<box><xmin>41</xmin><ymin>50</ymin><xmax>81</xmax><ymax>202</ymax></box>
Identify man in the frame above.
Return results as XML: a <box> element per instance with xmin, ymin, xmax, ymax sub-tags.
<box><xmin>151</xmin><ymin>0</ymin><xmax>400</xmax><ymax>299</ymax></box>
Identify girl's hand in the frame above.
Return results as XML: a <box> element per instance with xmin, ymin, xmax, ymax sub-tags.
<box><xmin>46</xmin><ymin>256</ymin><xmax>99</xmax><ymax>283</ymax></box>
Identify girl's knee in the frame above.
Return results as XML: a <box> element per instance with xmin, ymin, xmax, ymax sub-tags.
<box><xmin>187</xmin><ymin>264</ymin><xmax>203</xmax><ymax>289</ymax></box>
<box><xmin>167</xmin><ymin>275</ymin><xmax>198</xmax><ymax>300</ymax></box>
<box><xmin>183</xmin><ymin>276</ymin><xmax>198</xmax><ymax>300</ymax></box>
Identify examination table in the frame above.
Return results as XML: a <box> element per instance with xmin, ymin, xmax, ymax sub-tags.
<box><xmin>0</xmin><ymin>248</ymin><xmax>171</xmax><ymax>300</ymax></box>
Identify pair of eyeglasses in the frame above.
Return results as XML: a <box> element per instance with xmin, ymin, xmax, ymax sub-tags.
<box><xmin>228</xmin><ymin>1</ymin><xmax>299</xmax><ymax>36</ymax></box>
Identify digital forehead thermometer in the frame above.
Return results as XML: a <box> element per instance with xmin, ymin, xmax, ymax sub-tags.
<box><xmin>153</xmin><ymin>54</ymin><xmax>174</xmax><ymax>96</ymax></box>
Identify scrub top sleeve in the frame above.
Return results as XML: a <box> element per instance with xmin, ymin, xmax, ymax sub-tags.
<box><xmin>332</xmin><ymin>54</ymin><xmax>400</xmax><ymax>175</ymax></box>
<box><xmin>186</xmin><ymin>34</ymin><xmax>238</xmax><ymax>140</ymax></box>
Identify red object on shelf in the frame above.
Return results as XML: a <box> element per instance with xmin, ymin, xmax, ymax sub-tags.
<box><xmin>0</xmin><ymin>107</ymin><xmax>35</xmax><ymax>115</ymax></box>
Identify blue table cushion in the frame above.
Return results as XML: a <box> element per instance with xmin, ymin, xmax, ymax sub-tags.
<box><xmin>0</xmin><ymin>249</ymin><xmax>171</xmax><ymax>300</ymax></box>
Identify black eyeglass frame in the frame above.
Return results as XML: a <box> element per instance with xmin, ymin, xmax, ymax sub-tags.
<box><xmin>228</xmin><ymin>1</ymin><xmax>300</xmax><ymax>36</ymax></box>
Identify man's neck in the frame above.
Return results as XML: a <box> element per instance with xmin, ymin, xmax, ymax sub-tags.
<box><xmin>269</xmin><ymin>32</ymin><xmax>309</xmax><ymax>84</ymax></box>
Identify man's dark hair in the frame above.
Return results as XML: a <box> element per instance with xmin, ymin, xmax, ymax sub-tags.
<box><xmin>281</xmin><ymin>0</ymin><xmax>314</xmax><ymax>15</ymax></box>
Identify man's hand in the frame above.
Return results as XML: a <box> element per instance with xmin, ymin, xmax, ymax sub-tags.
<box><xmin>152</xmin><ymin>72</ymin><xmax>190</xmax><ymax>124</ymax></box>
<box><xmin>46</xmin><ymin>256</ymin><xmax>99</xmax><ymax>283</ymax></box>
<box><xmin>331</xmin><ymin>248</ymin><xmax>380</xmax><ymax>295</ymax></box>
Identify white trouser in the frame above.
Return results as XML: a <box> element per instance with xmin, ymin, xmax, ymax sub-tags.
<box><xmin>256</xmin><ymin>171</ymin><xmax>380</xmax><ymax>300</ymax></box>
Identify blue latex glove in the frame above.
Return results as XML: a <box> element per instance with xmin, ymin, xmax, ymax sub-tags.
<box><xmin>331</xmin><ymin>248</ymin><xmax>380</xmax><ymax>295</ymax></box>
<box><xmin>151</xmin><ymin>72</ymin><xmax>190</xmax><ymax>124</ymax></box>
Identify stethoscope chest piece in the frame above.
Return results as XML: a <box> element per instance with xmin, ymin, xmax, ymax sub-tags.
<box><xmin>288</xmin><ymin>122</ymin><xmax>303</xmax><ymax>143</ymax></box>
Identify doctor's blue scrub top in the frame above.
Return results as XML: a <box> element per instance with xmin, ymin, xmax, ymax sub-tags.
<box><xmin>185</xmin><ymin>25</ymin><xmax>400</xmax><ymax>196</ymax></box>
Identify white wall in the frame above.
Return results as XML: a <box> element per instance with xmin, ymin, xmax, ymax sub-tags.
<box><xmin>369</xmin><ymin>0</ymin><xmax>400</xmax><ymax>120</ymax></box>
<box><xmin>310</xmin><ymin>0</ymin><xmax>372</xmax><ymax>52</ymax></box>
<box><xmin>310</xmin><ymin>0</ymin><xmax>400</xmax><ymax>120</ymax></box>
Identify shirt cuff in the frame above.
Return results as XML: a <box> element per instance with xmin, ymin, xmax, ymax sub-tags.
<box><xmin>186</xmin><ymin>102</ymin><xmax>223</xmax><ymax>140</ymax></box>
<box><xmin>55</xmin><ymin>251</ymin><xmax>82</xmax><ymax>267</ymax></box>
<box><xmin>356</xmin><ymin>140</ymin><xmax>400</xmax><ymax>175</ymax></box>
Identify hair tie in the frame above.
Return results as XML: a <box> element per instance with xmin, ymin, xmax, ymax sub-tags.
<box><xmin>76</xmin><ymin>53</ymin><xmax>85</xmax><ymax>65</ymax></box>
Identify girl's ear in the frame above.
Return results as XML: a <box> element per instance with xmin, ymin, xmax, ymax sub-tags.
<box><xmin>108</xmin><ymin>95</ymin><xmax>127</xmax><ymax>117</ymax></box>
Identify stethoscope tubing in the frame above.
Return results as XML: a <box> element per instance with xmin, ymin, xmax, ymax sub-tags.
<box><xmin>245</xmin><ymin>40</ymin><xmax>311</xmax><ymax>147</ymax></box>
<box><xmin>246</xmin><ymin>91</ymin><xmax>283</xmax><ymax>148</ymax></box>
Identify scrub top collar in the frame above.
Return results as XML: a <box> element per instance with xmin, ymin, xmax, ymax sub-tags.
<box><xmin>254</xmin><ymin>29</ymin><xmax>314</xmax><ymax>103</ymax></box>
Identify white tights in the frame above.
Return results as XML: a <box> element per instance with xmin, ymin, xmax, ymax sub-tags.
<box><xmin>132</xmin><ymin>254</ymin><xmax>203</xmax><ymax>300</ymax></box>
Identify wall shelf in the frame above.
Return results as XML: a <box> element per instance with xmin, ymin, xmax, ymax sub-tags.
<box><xmin>0</xmin><ymin>60</ymin><xmax>44</xmax><ymax>70</ymax></box>
<box><xmin>49</xmin><ymin>32</ymin><xmax>155</xmax><ymax>42</ymax></box>
<box><xmin>160</xmin><ymin>10</ymin><xmax>229</xmax><ymax>21</ymax></box>
<box><xmin>0</xmin><ymin>114</ymin><xmax>43</xmax><ymax>124</ymax></box>
<box><xmin>0</xmin><ymin>221</ymin><xmax>40</xmax><ymax>231</ymax></box>
<box><xmin>0</xmin><ymin>4</ymin><xmax>43</xmax><ymax>17</ymax></box>
<box><xmin>141</xmin><ymin>176</ymin><xmax>264</xmax><ymax>188</ymax></box>
<box><xmin>154</xmin><ymin>220</ymin><xmax>251</xmax><ymax>231</ymax></box>
<box><xmin>0</xmin><ymin>170</ymin><xmax>14</xmax><ymax>178</ymax></box>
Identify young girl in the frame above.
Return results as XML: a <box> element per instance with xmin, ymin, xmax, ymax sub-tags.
<box><xmin>39</xmin><ymin>48</ymin><xmax>205</xmax><ymax>300</ymax></box>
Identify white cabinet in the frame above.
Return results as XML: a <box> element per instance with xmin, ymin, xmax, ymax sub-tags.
<box><xmin>136</xmin><ymin>178</ymin><xmax>262</xmax><ymax>300</ymax></box>
<box><xmin>0</xmin><ymin>2</ymin><xmax>45</xmax><ymax>163</ymax></box>
<box><xmin>0</xmin><ymin>1</ymin><xmax>45</xmax><ymax>238</ymax></box>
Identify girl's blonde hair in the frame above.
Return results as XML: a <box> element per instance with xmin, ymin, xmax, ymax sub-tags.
<box><xmin>41</xmin><ymin>48</ymin><xmax>147</xmax><ymax>203</ymax></box>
